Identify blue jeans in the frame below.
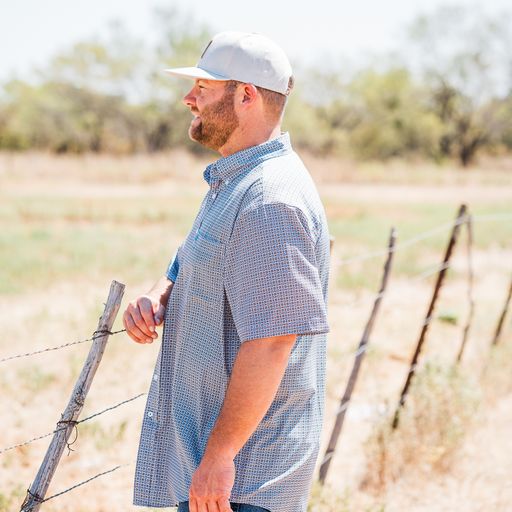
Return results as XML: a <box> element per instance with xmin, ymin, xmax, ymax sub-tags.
<box><xmin>178</xmin><ymin>502</ymin><xmax>270</xmax><ymax>512</ymax></box>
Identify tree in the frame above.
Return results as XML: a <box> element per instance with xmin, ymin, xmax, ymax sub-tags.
<box><xmin>0</xmin><ymin>10</ymin><xmax>215</xmax><ymax>154</ymax></box>
<box><xmin>0</xmin><ymin>80</ymin><xmax>147</xmax><ymax>153</ymax></box>
<box><xmin>42</xmin><ymin>21</ymin><xmax>149</xmax><ymax>103</ymax></box>
<box><xmin>345</xmin><ymin>68</ymin><xmax>443</xmax><ymax>161</ymax></box>
<box><xmin>407</xmin><ymin>5</ymin><xmax>512</xmax><ymax>166</ymax></box>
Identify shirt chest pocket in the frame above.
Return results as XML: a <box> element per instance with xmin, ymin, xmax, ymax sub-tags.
<box><xmin>180</xmin><ymin>230</ymin><xmax>225</xmax><ymax>303</ymax></box>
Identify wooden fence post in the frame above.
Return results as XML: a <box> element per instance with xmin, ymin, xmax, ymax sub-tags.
<box><xmin>392</xmin><ymin>204</ymin><xmax>467</xmax><ymax>429</ymax></box>
<box><xmin>457</xmin><ymin>213</ymin><xmax>475</xmax><ymax>363</ymax></box>
<box><xmin>491</xmin><ymin>275</ymin><xmax>512</xmax><ymax>346</ymax></box>
<box><xmin>20</xmin><ymin>280</ymin><xmax>125</xmax><ymax>512</ymax></box>
<box><xmin>318</xmin><ymin>228</ymin><xmax>396</xmax><ymax>485</ymax></box>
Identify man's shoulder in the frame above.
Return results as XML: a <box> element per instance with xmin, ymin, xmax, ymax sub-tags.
<box><xmin>234</xmin><ymin>152</ymin><xmax>327</xmax><ymax>240</ymax></box>
<box><xmin>239</xmin><ymin>151</ymin><xmax>313</xmax><ymax>202</ymax></box>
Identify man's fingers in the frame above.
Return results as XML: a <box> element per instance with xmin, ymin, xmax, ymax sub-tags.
<box><xmin>196</xmin><ymin>501</ymin><xmax>209</xmax><ymax>512</ymax></box>
<box><xmin>207</xmin><ymin>501</ymin><xmax>220</xmax><ymax>512</ymax></box>
<box><xmin>217</xmin><ymin>498</ymin><xmax>232</xmax><ymax>512</ymax></box>
<box><xmin>122</xmin><ymin>311</ymin><xmax>141</xmax><ymax>342</ymax></box>
<box><xmin>124</xmin><ymin>314</ymin><xmax>151</xmax><ymax>344</ymax></box>
<box><xmin>128</xmin><ymin>304</ymin><xmax>155</xmax><ymax>340</ymax></box>
<box><xmin>206</xmin><ymin>502</ymin><xmax>218</xmax><ymax>512</ymax></box>
<box><xmin>139</xmin><ymin>299</ymin><xmax>157</xmax><ymax>333</ymax></box>
<box><xmin>189</xmin><ymin>497</ymin><xmax>200</xmax><ymax>512</ymax></box>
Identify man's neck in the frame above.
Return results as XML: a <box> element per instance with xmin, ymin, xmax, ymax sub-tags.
<box><xmin>218</xmin><ymin>124</ymin><xmax>282</xmax><ymax>157</ymax></box>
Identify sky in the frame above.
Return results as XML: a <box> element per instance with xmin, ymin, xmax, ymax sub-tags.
<box><xmin>1</xmin><ymin>0</ymin><xmax>511</xmax><ymax>82</ymax></box>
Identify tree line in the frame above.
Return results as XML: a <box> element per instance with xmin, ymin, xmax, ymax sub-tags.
<box><xmin>0</xmin><ymin>6</ymin><xmax>511</xmax><ymax>166</ymax></box>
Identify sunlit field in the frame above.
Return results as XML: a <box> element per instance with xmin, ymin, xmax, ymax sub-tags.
<box><xmin>1</xmin><ymin>151</ymin><xmax>511</xmax><ymax>511</ymax></box>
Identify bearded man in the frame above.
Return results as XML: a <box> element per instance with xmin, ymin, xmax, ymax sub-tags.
<box><xmin>123</xmin><ymin>31</ymin><xmax>330</xmax><ymax>512</ymax></box>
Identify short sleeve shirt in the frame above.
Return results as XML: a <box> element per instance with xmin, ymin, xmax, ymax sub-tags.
<box><xmin>133</xmin><ymin>133</ymin><xmax>330</xmax><ymax>512</ymax></box>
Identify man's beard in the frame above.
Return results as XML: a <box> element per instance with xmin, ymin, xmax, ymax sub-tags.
<box><xmin>189</xmin><ymin>87</ymin><xmax>239</xmax><ymax>151</ymax></box>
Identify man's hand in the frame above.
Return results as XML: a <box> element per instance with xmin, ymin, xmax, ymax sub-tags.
<box><xmin>123</xmin><ymin>295</ymin><xmax>164</xmax><ymax>344</ymax></box>
<box><xmin>189</xmin><ymin>454</ymin><xmax>235</xmax><ymax>512</ymax></box>
<box><xmin>123</xmin><ymin>276</ymin><xmax>174</xmax><ymax>344</ymax></box>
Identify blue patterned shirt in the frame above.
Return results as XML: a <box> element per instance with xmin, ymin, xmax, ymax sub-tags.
<box><xmin>133</xmin><ymin>133</ymin><xmax>330</xmax><ymax>512</ymax></box>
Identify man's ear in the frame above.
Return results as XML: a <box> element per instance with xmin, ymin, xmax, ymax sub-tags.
<box><xmin>239</xmin><ymin>83</ymin><xmax>259</xmax><ymax>105</ymax></box>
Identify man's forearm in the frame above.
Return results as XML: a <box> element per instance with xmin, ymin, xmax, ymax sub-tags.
<box><xmin>203</xmin><ymin>334</ymin><xmax>297</xmax><ymax>461</ymax></box>
<box><xmin>148</xmin><ymin>275</ymin><xmax>174</xmax><ymax>309</ymax></box>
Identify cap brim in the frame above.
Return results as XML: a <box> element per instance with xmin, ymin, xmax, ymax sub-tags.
<box><xmin>163</xmin><ymin>66</ymin><xmax>229</xmax><ymax>81</ymax></box>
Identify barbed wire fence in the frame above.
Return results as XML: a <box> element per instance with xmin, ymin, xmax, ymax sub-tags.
<box><xmin>1</xmin><ymin>205</ymin><xmax>510</xmax><ymax>509</ymax></box>
<box><xmin>0</xmin><ymin>393</ymin><xmax>145</xmax><ymax>456</ymax></box>
<box><xmin>319</xmin><ymin>204</ymin><xmax>512</xmax><ymax>483</ymax></box>
<box><xmin>17</xmin><ymin>281</ymin><xmax>127</xmax><ymax>512</ymax></box>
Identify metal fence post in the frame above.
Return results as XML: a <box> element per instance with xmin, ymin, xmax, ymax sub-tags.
<box><xmin>392</xmin><ymin>204</ymin><xmax>467</xmax><ymax>429</ymax></box>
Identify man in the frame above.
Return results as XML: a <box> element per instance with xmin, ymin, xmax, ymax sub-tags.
<box><xmin>123</xmin><ymin>31</ymin><xmax>330</xmax><ymax>512</ymax></box>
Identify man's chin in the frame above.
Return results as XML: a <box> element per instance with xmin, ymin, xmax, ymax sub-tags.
<box><xmin>188</xmin><ymin>125</ymin><xmax>202</xmax><ymax>143</ymax></box>
<box><xmin>189</xmin><ymin>125</ymin><xmax>218</xmax><ymax>150</ymax></box>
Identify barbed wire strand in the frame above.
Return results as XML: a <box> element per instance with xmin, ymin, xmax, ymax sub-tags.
<box><xmin>332</xmin><ymin>258</ymin><xmax>457</xmax><ymax>368</ymax></box>
<box><xmin>334</xmin><ymin>212</ymin><xmax>510</xmax><ymax>267</ymax></box>
<box><xmin>474</xmin><ymin>213</ymin><xmax>512</xmax><ymax>222</ymax></box>
<box><xmin>0</xmin><ymin>328</ymin><xmax>126</xmax><ymax>365</ymax></box>
<box><xmin>336</xmin><ymin>217</ymin><xmax>467</xmax><ymax>266</ymax></box>
<box><xmin>0</xmin><ymin>393</ymin><xmax>146</xmax><ymax>455</ymax></box>
<box><xmin>410</xmin><ymin>261</ymin><xmax>451</xmax><ymax>282</ymax></box>
<box><xmin>78</xmin><ymin>393</ymin><xmax>146</xmax><ymax>424</ymax></box>
<box><xmin>336</xmin><ymin>259</ymin><xmax>452</xmax><ymax>313</ymax></box>
<box><xmin>24</xmin><ymin>462</ymin><xmax>133</xmax><ymax>509</ymax></box>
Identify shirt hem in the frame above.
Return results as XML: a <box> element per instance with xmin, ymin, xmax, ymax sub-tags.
<box><xmin>240</xmin><ymin>324</ymin><xmax>329</xmax><ymax>343</ymax></box>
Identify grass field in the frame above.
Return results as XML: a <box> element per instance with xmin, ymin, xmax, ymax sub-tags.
<box><xmin>1</xmin><ymin>151</ymin><xmax>511</xmax><ymax>511</ymax></box>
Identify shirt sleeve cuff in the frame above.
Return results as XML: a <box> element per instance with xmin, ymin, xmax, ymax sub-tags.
<box><xmin>166</xmin><ymin>250</ymin><xmax>180</xmax><ymax>282</ymax></box>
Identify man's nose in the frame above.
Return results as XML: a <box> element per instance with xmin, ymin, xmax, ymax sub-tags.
<box><xmin>183</xmin><ymin>89</ymin><xmax>196</xmax><ymax>108</ymax></box>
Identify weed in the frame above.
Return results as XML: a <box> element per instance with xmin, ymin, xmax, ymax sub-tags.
<box><xmin>437</xmin><ymin>310</ymin><xmax>459</xmax><ymax>325</ymax></box>
<box><xmin>361</xmin><ymin>361</ymin><xmax>480</xmax><ymax>492</ymax></box>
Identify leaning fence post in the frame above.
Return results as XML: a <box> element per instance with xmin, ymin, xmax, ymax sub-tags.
<box><xmin>456</xmin><ymin>213</ymin><xmax>475</xmax><ymax>363</ymax></box>
<box><xmin>392</xmin><ymin>204</ymin><xmax>467</xmax><ymax>429</ymax></box>
<box><xmin>20</xmin><ymin>280</ymin><xmax>125</xmax><ymax>512</ymax></box>
<box><xmin>491</xmin><ymin>275</ymin><xmax>512</xmax><ymax>346</ymax></box>
<box><xmin>318</xmin><ymin>228</ymin><xmax>396</xmax><ymax>485</ymax></box>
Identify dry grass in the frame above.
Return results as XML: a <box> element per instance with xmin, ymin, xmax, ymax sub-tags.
<box><xmin>480</xmin><ymin>340</ymin><xmax>512</xmax><ymax>405</ymax></box>
<box><xmin>361</xmin><ymin>362</ymin><xmax>480</xmax><ymax>493</ymax></box>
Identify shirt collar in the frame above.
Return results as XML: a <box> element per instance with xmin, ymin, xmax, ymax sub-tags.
<box><xmin>203</xmin><ymin>132</ymin><xmax>292</xmax><ymax>186</ymax></box>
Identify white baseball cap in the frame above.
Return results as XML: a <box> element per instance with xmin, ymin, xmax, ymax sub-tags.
<box><xmin>164</xmin><ymin>31</ymin><xmax>293</xmax><ymax>95</ymax></box>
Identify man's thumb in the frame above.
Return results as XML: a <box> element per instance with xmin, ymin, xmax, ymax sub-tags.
<box><xmin>154</xmin><ymin>305</ymin><xmax>165</xmax><ymax>326</ymax></box>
